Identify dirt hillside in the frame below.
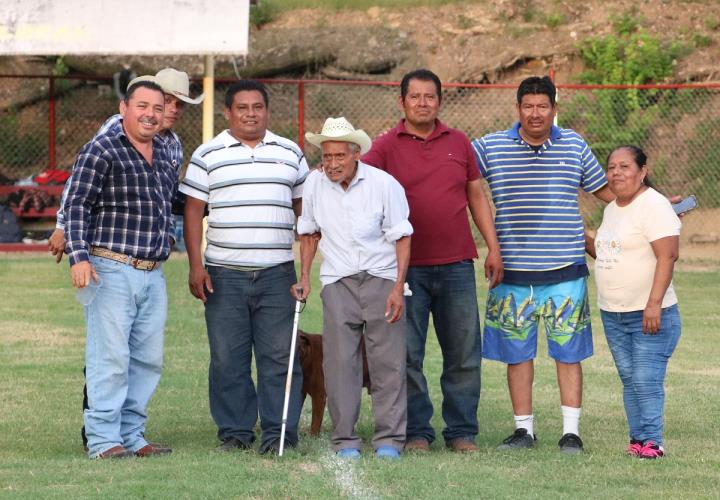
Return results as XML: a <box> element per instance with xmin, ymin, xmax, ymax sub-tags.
<box><xmin>2</xmin><ymin>1</ymin><xmax>720</xmax><ymax>91</ymax></box>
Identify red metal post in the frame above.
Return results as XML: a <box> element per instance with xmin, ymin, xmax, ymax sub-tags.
<box><xmin>549</xmin><ymin>68</ymin><xmax>556</xmax><ymax>83</ymax></box>
<box><xmin>48</xmin><ymin>76</ymin><xmax>56</xmax><ymax>168</ymax></box>
<box><xmin>298</xmin><ymin>81</ymin><xmax>305</xmax><ymax>151</ymax></box>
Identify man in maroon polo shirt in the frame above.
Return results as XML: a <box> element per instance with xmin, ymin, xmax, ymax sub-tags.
<box><xmin>362</xmin><ymin>68</ymin><xmax>502</xmax><ymax>453</ymax></box>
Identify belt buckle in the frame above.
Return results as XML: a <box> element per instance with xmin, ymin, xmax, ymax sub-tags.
<box><xmin>130</xmin><ymin>257</ymin><xmax>146</xmax><ymax>271</ymax></box>
<box><xmin>131</xmin><ymin>258</ymin><xmax>154</xmax><ymax>271</ymax></box>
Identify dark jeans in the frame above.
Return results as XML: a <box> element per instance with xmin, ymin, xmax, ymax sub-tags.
<box><xmin>205</xmin><ymin>262</ymin><xmax>303</xmax><ymax>452</ymax></box>
<box><xmin>405</xmin><ymin>260</ymin><xmax>482</xmax><ymax>444</ymax></box>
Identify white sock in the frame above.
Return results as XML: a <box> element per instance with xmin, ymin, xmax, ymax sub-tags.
<box><xmin>514</xmin><ymin>414</ymin><xmax>534</xmax><ymax>438</ymax></box>
<box><xmin>561</xmin><ymin>405</ymin><xmax>581</xmax><ymax>436</ymax></box>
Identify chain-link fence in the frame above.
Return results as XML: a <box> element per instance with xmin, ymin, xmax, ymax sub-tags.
<box><xmin>1</xmin><ymin>75</ymin><xmax>718</xmax><ymax>249</ymax></box>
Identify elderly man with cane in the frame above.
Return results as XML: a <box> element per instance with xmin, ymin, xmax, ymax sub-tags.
<box><xmin>292</xmin><ymin>117</ymin><xmax>413</xmax><ymax>459</ymax></box>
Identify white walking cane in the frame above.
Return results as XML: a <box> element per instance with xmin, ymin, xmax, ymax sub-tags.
<box><xmin>279</xmin><ymin>287</ymin><xmax>303</xmax><ymax>456</ymax></box>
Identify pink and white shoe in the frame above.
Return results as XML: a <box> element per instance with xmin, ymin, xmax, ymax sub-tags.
<box><xmin>626</xmin><ymin>439</ymin><xmax>643</xmax><ymax>456</ymax></box>
<box><xmin>638</xmin><ymin>441</ymin><xmax>665</xmax><ymax>459</ymax></box>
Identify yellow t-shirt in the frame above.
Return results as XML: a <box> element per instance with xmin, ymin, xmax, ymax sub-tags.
<box><xmin>594</xmin><ymin>188</ymin><xmax>681</xmax><ymax>312</ymax></box>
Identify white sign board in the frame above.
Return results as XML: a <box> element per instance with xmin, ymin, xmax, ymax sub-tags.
<box><xmin>0</xmin><ymin>0</ymin><xmax>249</xmax><ymax>55</ymax></box>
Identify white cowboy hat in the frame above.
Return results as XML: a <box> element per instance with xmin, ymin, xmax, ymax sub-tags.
<box><xmin>305</xmin><ymin>117</ymin><xmax>372</xmax><ymax>154</ymax></box>
<box><xmin>154</xmin><ymin>68</ymin><xmax>204</xmax><ymax>104</ymax></box>
<box><xmin>126</xmin><ymin>74</ymin><xmax>157</xmax><ymax>90</ymax></box>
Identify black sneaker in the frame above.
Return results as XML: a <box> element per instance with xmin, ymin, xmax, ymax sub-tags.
<box><xmin>497</xmin><ymin>428</ymin><xmax>537</xmax><ymax>450</ymax></box>
<box><xmin>558</xmin><ymin>433</ymin><xmax>584</xmax><ymax>454</ymax></box>
<box><xmin>216</xmin><ymin>437</ymin><xmax>252</xmax><ymax>452</ymax></box>
<box><xmin>260</xmin><ymin>439</ymin><xmax>296</xmax><ymax>455</ymax></box>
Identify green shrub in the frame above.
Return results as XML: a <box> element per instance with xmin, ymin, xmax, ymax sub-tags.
<box><xmin>705</xmin><ymin>16</ymin><xmax>720</xmax><ymax>31</ymax></box>
<box><xmin>579</xmin><ymin>32</ymin><xmax>682</xmax><ymax>86</ymax></box>
<box><xmin>457</xmin><ymin>14</ymin><xmax>473</xmax><ymax>29</ymax></box>
<box><xmin>693</xmin><ymin>33</ymin><xmax>713</xmax><ymax>48</ymax></box>
<box><xmin>250</xmin><ymin>0</ymin><xmax>280</xmax><ymax>28</ymax></box>
<box><xmin>611</xmin><ymin>9</ymin><xmax>641</xmax><ymax>35</ymax></box>
<box><xmin>545</xmin><ymin>13</ymin><xmax>567</xmax><ymax>29</ymax></box>
<box><xmin>564</xmin><ymin>30</ymin><xmax>684</xmax><ymax>168</ymax></box>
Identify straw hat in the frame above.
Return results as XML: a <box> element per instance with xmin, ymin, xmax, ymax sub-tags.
<box><xmin>305</xmin><ymin>117</ymin><xmax>372</xmax><ymax>154</ymax></box>
<box><xmin>126</xmin><ymin>74</ymin><xmax>157</xmax><ymax>90</ymax></box>
<box><xmin>154</xmin><ymin>68</ymin><xmax>204</xmax><ymax>104</ymax></box>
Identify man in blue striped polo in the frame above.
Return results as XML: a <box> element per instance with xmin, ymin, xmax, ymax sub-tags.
<box><xmin>471</xmin><ymin>76</ymin><xmax>614</xmax><ymax>454</ymax></box>
<box><xmin>181</xmin><ymin>80</ymin><xmax>309</xmax><ymax>455</ymax></box>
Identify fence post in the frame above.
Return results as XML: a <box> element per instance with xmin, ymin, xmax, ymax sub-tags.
<box><xmin>298</xmin><ymin>81</ymin><xmax>305</xmax><ymax>151</ymax></box>
<box><xmin>48</xmin><ymin>75</ymin><xmax>56</xmax><ymax>168</ymax></box>
<box><xmin>549</xmin><ymin>69</ymin><xmax>559</xmax><ymax>127</ymax></box>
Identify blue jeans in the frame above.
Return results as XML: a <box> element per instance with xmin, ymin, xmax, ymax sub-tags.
<box><xmin>601</xmin><ymin>305</ymin><xmax>681</xmax><ymax>446</ymax></box>
<box><xmin>172</xmin><ymin>215</ymin><xmax>186</xmax><ymax>252</ymax></box>
<box><xmin>405</xmin><ymin>260</ymin><xmax>481</xmax><ymax>444</ymax></box>
<box><xmin>84</xmin><ymin>255</ymin><xmax>167</xmax><ymax>457</ymax></box>
<box><xmin>205</xmin><ymin>262</ymin><xmax>302</xmax><ymax>452</ymax></box>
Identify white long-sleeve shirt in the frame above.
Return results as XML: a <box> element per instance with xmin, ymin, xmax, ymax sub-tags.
<box><xmin>297</xmin><ymin>161</ymin><xmax>413</xmax><ymax>286</ymax></box>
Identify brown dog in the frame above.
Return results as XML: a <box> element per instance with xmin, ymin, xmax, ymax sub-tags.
<box><xmin>298</xmin><ymin>330</ymin><xmax>371</xmax><ymax>436</ymax></box>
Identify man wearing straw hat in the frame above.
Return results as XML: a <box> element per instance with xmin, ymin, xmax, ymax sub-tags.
<box><xmin>293</xmin><ymin>117</ymin><xmax>413</xmax><ymax>459</ymax></box>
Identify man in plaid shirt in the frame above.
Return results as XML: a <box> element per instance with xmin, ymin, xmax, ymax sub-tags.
<box><xmin>50</xmin><ymin>67</ymin><xmax>202</xmax><ymax>260</ymax></box>
<box><xmin>64</xmin><ymin>80</ymin><xmax>177</xmax><ymax>459</ymax></box>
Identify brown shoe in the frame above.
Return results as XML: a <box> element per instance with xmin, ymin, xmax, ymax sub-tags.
<box><xmin>135</xmin><ymin>443</ymin><xmax>173</xmax><ymax>457</ymax></box>
<box><xmin>447</xmin><ymin>438</ymin><xmax>479</xmax><ymax>453</ymax></box>
<box><xmin>404</xmin><ymin>438</ymin><xmax>430</xmax><ymax>453</ymax></box>
<box><xmin>96</xmin><ymin>445</ymin><xmax>133</xmax><ymax>459</ymax></box>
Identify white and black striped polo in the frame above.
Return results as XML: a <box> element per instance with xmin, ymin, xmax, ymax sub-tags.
<box><xmin>180</xmin><ymin>129</ymin><xmax>309</xmax><ymax>269</ymax></box>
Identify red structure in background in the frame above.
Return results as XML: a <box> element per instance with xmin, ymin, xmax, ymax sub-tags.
<box><xmin>1</xmin><ymin>74</ymin><xmax>719</xmax><ymax>252</ymax></box>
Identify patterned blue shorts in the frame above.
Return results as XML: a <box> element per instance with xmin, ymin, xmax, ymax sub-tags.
<box><xmin>482</xmin><ymin>277</ymin><xmax>593</xmax><ymax>364</ymax></box>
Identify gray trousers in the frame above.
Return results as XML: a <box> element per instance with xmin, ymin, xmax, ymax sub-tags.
<box><xmin>321</xmin><ymin>272</ymin><xmax>407</xmax><ymax>452</ymax></box>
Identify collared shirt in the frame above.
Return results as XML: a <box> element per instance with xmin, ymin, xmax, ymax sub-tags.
<box><xmin>64</xmin><ymin>120</ymin><xmax>178</xmax><ymax>265</ymax></box>
<box><xmin>56</xmin><ymin>114</ymin><xmax>183</xmax><ymax>229</ymax></box>
<box><xmin>179</xmin><ymin>129</ymin><xmax>309</xmax><ymax>269</ymax></box>
<box><xmin>361</xmin><ymin>119</ymin><xmax>480</xmax><ymax>266</ymax></box>
<box><xmin>297</xmin><ymin>161</ymin><xmax>413</xmax><ymax>286</ymax></box>
<box><xmin>471</xmin><ymin>122</ymin><xmax>607</xmax><ymax>273</ymax></box>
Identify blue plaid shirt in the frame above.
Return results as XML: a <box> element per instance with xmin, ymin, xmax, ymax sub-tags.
<box><xmin>56</xmin><ymin>114</ymin><xmax>183</xmax><ymax>229</ymax></box>
<box><xmin>64</xmin><ymin>120</ymin><xmax>178</xmax><ymax>265</ymax></box>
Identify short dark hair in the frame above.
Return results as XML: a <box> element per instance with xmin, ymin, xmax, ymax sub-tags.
<box><xmin>124</xmin><ymin>81</ymin><xmax>164</xmax><ymax>103</ymax></box>
<box><xmin>225</xmin><ymin>80</ymin><xmax>269</xmax><ymax>108</ymax></box>
<box><xmin>400</xmin><ymin>69</ymin><xmax>442</xmax><ymax>102</ymax></box>
<box><xmin>607</xmin><ymin>144</ymin><xmax>657</xmax><ymax>189</ymax></box>
<box><xmin>517</xmin><ymin>76</ymin><xmax>556</xmax><ymax>105</ymax></box>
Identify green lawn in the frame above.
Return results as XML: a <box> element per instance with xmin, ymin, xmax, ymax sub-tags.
<box><xmin>0</xmin><ymin>255</ymin><xmax>718</xmax><ymax>499</ymax></box>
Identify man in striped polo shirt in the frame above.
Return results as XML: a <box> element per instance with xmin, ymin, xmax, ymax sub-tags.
<box><xmin>471</xmin><ymin>76</ymin><xmax>614</xmax><ymax>454</ymax></box>
<box><xmin>181</xmin><ymin>80</ymin><xmax>309</xmax><ymax>455</ymax></box>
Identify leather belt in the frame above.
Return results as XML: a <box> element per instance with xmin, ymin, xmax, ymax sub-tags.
<box><xmin>90</xmin><ymin>246</ymin><xmax>161</xmax><ymax>271</ymax></box>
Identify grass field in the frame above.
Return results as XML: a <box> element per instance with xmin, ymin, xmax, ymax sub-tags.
<box><xmin>1</xmin><ymin>254</ymin><xmax>719</xmax><ymax>499</ymax></box>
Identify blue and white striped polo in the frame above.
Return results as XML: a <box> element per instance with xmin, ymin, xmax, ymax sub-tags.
<box><xmin>180</xmin><ymin>129</ymin><xmax>309</xmax><ymax>269</ymax></box>
<box><xmin>471</xmin><ymin>123</ymin><xmax>607</xmax><ymax>272</ymax></box>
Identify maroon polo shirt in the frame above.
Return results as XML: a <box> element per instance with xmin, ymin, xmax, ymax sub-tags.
<box><xmin>362</xmin><ymin>119</ymin><xmax>480</xmax><ymax>266</ymax></box>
